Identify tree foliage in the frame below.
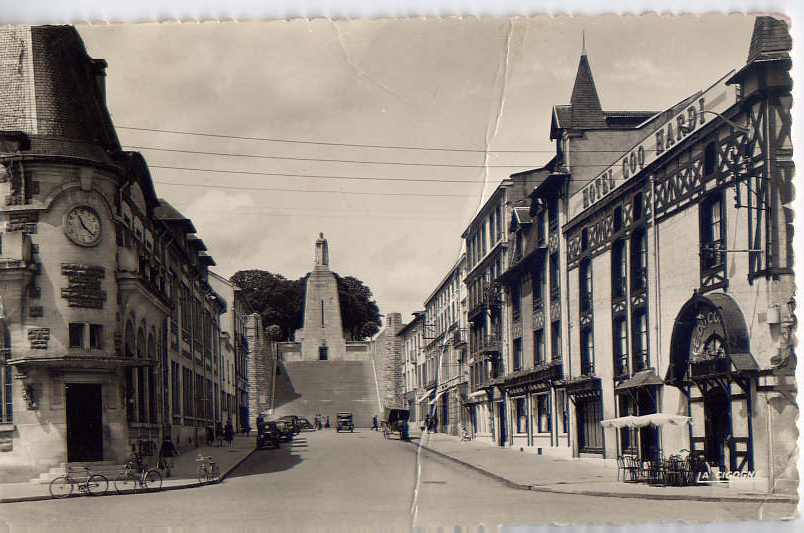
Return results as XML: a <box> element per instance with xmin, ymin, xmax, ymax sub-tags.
<box><xmin>230</xmin><ymin>269</ymin><xmax>382</xmax><ymax>341</ymax></box>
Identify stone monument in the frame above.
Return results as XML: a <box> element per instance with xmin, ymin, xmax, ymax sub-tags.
<box><xmin>296</xmin><ymin>233</ymin><xmax>347</xmax><ymax>361</ymax></box>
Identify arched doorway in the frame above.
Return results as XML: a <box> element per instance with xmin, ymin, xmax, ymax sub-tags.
<box><xmin>666</xmin><ymin>292</ymin><xmax>758</xmax><ymax>472</ymax></box>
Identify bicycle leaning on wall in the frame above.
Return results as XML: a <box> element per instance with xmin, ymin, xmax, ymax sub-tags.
<box><xmin>114</xmin><ymin>457</ymin><xmax>163</xmax><ymax>494</ymax></box>
<box><xmin>49</xmin><ymin>466</ymin><xmax>109</xmax><ymax>498</ymax></box>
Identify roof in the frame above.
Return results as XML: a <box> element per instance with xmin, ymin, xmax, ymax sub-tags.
<box><xmin>747</xmin><ymin>16</ymin><xmax>791</xmax><ymax>62</ymax></box>
<box><xmin>568</xmin><ymin>53</ymin><xmax>606</xmax><ymax>129</ymax></box>
<box><xmin>615</xmin><ymin>370</ymin><xmax>664</xmax><ymax>392</ymax></box>
<box><xmin>187</xmin><ymin>234</ymin><xmax>207</xmax><ymax>251</ymax></box>
<box><xmin>154</xmin><ymin>199</ymin><xmax>198</xmax><ymax>233</ymax></box>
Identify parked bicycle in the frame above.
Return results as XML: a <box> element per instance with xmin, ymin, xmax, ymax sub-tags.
<box><xmin>196</xmin><ymin>454</ymin><xmax>220</xmax><ymax>483</ymax></box>
<box><xmin>114</xmin><ymin>459</ymin><xmax>163</xmax><ymax>494</ymax></box>
<box><xmin>49</xmin><ymin>466</ymin><xmax>109</xmax><ymax>498</ymax></box>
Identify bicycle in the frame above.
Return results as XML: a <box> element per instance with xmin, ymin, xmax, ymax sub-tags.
<box><xmin>49</xmin><ymin>466</ymin><xmax>109</xmax><ymax>498</ymax></box>
<box><xmin>114</xmin><ymin>460</ymin><xmax>163</xmax><ymax>494</ymax></box>
<box><xmin>196</xmin><ymin>454</ymin><xmax>220</xmax><ymax>483</ymax></box>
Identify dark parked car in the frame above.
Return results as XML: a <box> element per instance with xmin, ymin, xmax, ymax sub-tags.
<box><xmin>272</xmin><ymin>419</ymin><xmax>295</xmax><ymax>442</ymax></box>
<box><xmin>256</xmin><ymin>421</ymin><xmax>280</xmax><ymax>449</ymax></box>
<box><xmin>297</xmin><ymin>417</ymin><xmax>314</xmax><ymax>431</ymax></box>
<box><xmin>279</xmin><ymin>415</ymin><xmax>303</xmax><ymax>434</ymax></box>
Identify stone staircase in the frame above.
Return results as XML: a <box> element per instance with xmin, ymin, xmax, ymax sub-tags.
<box><xmin>272</xmin><ymin>360</ymin><xmax>380</xmax><ymax>428</ymax></box>
<box><xmin>29</xmin><ymin>460</ymin><xmax>117</xmax><ymax>484</ymax></box>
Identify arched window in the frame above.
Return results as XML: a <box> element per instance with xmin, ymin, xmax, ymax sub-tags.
<box><xmin>147</xmin><ymin>332</ymin><xmax>158</xmax><ymax>422</ymax></box>
<box><xmin>125</xmin><ymin>320</ymin><xmax>136</xmax><ymax>358</ymax></box>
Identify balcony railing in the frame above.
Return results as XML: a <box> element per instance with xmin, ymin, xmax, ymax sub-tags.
<box><xmin>689</xmin><ymin>355</ymin><xmax>731</xmax><ymax>379</ymax></box>
<box><xmin>452</xmin><ymin>328</ymin><xmax>467</xmax><ymax>346</ymax></box>
<box><xmin>477</xmin><ymin>335</ymin><xmax>501</xmax><ymax>354</ymax></box>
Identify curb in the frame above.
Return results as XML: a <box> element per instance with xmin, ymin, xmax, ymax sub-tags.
<box><xmin>409</xmin><ymin>439</ymin><xmax>797</xmax><ymax>505</ymax></box>
<box><xmin>0</xmin><ymin>446</ymin><xmax>257</xmax><ymax>505</ymax></box>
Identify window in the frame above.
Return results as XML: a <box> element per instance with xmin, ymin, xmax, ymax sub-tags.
<box><xmin>495</xmin><ymin>206</ymin><xmax>503</xmax><ymax>241</ymax></box>
<box><xmin>577</xmin><ymin>398</ymin><xmax>604</xmax><ymax>452</ymax></box>
<box><xmin>89</xmin><ymin>324</ymin><xmax>103</xmax><ymax>350</ymax></box>
<box><xmin>549</xmin><ymin>253</ymin><xmax>560</xmax><ymax>300</ymax></box>
<box><xmin>512</xmin><ymin>338</ymin><xmax>523</xmax><ymax>371</ymax></box>
<box><xmin>548</xmin><ymin>196</ymin><xmax>559</xmax><ymax>232</ymax></box>
<box><xmin>618</xmin><ymin>395</ymin><xmax>636</xmax><ymax>454</ymax></box>
<box><xmin>612</xmin><ymin>239</ymin><xmax>627</xmax><ymax>299</ymax></box>
<box><xmin>533</xmin><ymin>329</ymin><xmax>545</xmax><ymax>366</ymax></box>
<box><xmin>550</xmin><ymin>321</ymin><xmax>561</xmax><ymax>361</ymax></box>
<box><xmin>511</xmin><ymin>281</ymin><xmax>521</xmax><ymax>320</ymax></box>
<box><xmin>580</xmin><ymin>259</ymin><xmax>593</xmax><ymax>312</ymax></box>
<box><xmin>556</xmin><ymin>390</ymin><xmax>568</xmax><ymax>434</ymax></box>
<box><xmin>704</xmin><ymin>141</ymin><xmax>717</xmax><ymax>176</ymax></box>
<box><xmin>532</xmin><ymin>262</ymin><xmax>544</xmax><ymax>309</ymax></box>
<box><xmin>613</xmin><ymin>317</ymin><xmax>629</xmax><ymax>377</ymax></box>
<box><xmin>489</xmin><ymin>213</ymin><xmax>496</xmax><ymax>246</ymax></box>
<box><xmin>480</xmin><ymin>223</ymin><xmax>487</xmax><ymax>256</ymax></box>
<box><xmin>633</xmin><ymin>192</ymin><xmax>643</xmax><ymax>221</ymax></box>
<box><xmin>632</xmin><ymin>309</ymin><xmax>649</xmax><ymax>371</ymax></box>
<box><xmin>1</xmin><ymin>345</ymin><xmax>12</xmax><ymax>424</ymax></box>
<box><xmin>536</xmin><ymin>210</ymin><xmax>546</xmax><ymax>245</ymax></box>
<box><xmin>581</xmin><ymin>328</ymin><xmax>595</xmax><ymax>375</ymax></box>
<box><xmin>69</xmin><ymin>323</ymin><xmax>84</xmax><ymax>349</ymax></box>
<box><xmin>630</xmin><ymin>228</ymin><xmax>648</xmax><ymax>292</ymax></box>
<box><xmin>613</xmin><ymin>206</ymin><xmax>623</xmax><ymax>233</ymax></box>
<box><xmin>536</xmin><ymin>394</ymin><xmax>551</xmax><ymax>433</ymax></box>
<box><xmin>171</xmin><ymin>362</ymin><xmax>181</xmax><ymax>418</ymax></box>
<box><xmin>700</xmin><ymin>193</ymin><xmax>724</xmax><ymax>270</ymax></box>
<box><xmin>581</xmin><ymin>228</ymin><xmax>589</xmax><ymax>251</ymax></box>
<box><xmin>515</xmin><ymin>397</ymin><xmax>527</xmax><ymax>433</ymax></box>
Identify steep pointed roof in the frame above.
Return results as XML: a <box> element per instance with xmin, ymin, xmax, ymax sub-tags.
<box><xmin>569</xmin><ymin>53</ymin><xmax>606</xmax><ymax>129</ymax></box>
<box><xmin>747</xmin><ymin>16</ymin><xmax>791</xmax><ymax>62</ymax></box>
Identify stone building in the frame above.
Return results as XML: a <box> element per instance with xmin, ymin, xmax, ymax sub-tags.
<box><xmin>0</xmin><ymin>25</ymin><xmax>228</xmax><ymax>481</ymax></box>
<box><xmin>398</xmin><ymin>312</ymin><xmax>426</xmax><ymax>423</ymax></box>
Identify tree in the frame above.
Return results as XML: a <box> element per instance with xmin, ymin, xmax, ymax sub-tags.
<box><xmin>232</xmin><ymin>269</ymin><xmax>382</xmax><ymax>342</ymax></box>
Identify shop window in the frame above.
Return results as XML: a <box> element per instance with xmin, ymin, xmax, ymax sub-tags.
<box><xmin>512</xmin><ymin>338</ymin><xmax>523</xmax><ymax>371</ymax></box>
<box><xmin>700</xmin><ymin>192</ymin><xmax>725</xmax><ymax>271</ymax></box>
<box><xmin>533</xmin><ymin>329</ymin><xmax>545</xmax><ymax>366</ymax></box>
<box><xmin>556</xmin><ymin>390</ymin><xmax>568</xmax><ymax>434</ymax></box>
<box><xmin>515</xmin><ymin>397</ymin><xmax>527</xmax><ymax>434</ymax></box>
<box><xmin>580</xmin><ymin>259</ymin><xmax>593</xmax><ymax>313</ymax></box>
<box><xmin>581</xmin><ymin>328</ymin><xmax>595</xmax><ymax>375</ymax></box>
<box><xmin>612</xmin><ymin>239</ymin><xmax>627</xmax><ymax>299</ymax></box>
<box><xmin>704</xmin><ymin>141</ymin><xmax>717</xmax><ymax>176</ymax></box>
<box><xmin>550</xmin><ymin>321</ymin><xmax>561</xmax><ymax>361</ymax></box>
<box><xmin>613</xmin><ymin>317</ymin><xmax>629</xmax><ymax>378</ymax></box>
<box><xmin>577</xmin><ymin>397</ymin><xmax>604</xmax><ymax>452</ymax></box>
<box><xmin>536</xmin><ymin>394</ymin><xmax>551</xmax><ymax>433</ymax></box>
<box><xmin>69</xmin><ymin>323</ymin><xmax>85</xmax><ymax>349</ymax></box>
<box><xmin>89</xmin><ymin>324</ymin><xmax>103</xmax><ymax>350</ymax></box>
<box><xmin>630</xmin><ymin>228</ymin><xmax>648</xmax><ymax>292</ymax></box>
<box><xmin>631</xmin><ymin>309</ymin><xmax>649</xmax><ymax>372</ymax></box>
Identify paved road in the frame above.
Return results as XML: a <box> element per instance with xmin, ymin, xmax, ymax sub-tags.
<box><xmin>0</xmin><ymin>430</ymin><xmax>795</xmax><ymax>532</ymax></box>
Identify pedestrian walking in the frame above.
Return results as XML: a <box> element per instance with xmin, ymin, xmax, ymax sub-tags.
<box><xmin>224</xmin><ymin>417</ymin><xmax>235</xmax><ymax>447</ymax></box>
<box><xmin>372</xmin><ymin>415</ymin><xmax>379</xmax><ymax>431</ymax></box>
<box><xmin>324</xmin><ymin>416</ymin><xmax>330</xmax><ymax>429</ymax></box>
<box><xmin>314</xmin><ymin>414</ymin><xmax>321</xmax><ymax>430</ymax></box>
<box><xmin>256</xmin><ymin>413</ymin><xmax>266</xmax><ymax>436</ymax></box>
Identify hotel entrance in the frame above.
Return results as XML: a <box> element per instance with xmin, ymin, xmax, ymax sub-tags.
<box><xmin>65</xmin><ymin>383</ymin><xmax>103</xmax><ymax>462</ymax></box>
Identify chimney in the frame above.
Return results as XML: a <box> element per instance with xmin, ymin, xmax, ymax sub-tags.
<box><xmin>90</xmin><ymin>58</ymin><xmax>108</xmax><ymax>106</ymax></box>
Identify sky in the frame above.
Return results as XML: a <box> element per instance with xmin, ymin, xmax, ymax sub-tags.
<box><xmin>77</xmin><ymin>15</ymin><xmax>755</xmax><ymax>323</ymax></box>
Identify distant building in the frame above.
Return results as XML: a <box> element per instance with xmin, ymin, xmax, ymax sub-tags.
<box><xmin>397</xmin><ymin>312</ymin><xmax>426</xmax><ymax>423</ymax></box>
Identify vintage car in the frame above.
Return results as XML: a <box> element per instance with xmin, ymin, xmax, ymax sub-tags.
<box><xmin>297</xmin><ymin>417</ymin><xmax>315</xmax><ymax>431</ymax></box>
<box><xmin>336</xmin><ymin>412</ymin><xmax>354</xmax><ymax>432</ymax></box>
<box><xmin>381</xmin><ymin>408</ymin><xmax>410</xmax><ymax>440</ymax></box>
<box><xmin>272</xmin><ymin>419</ymin><xmax>295</xmax><ymax>442</ymax></box>
<box><xmin>256</xmin><ymin>421</ymin><xmax>281</xmax><ymax>449</ymax></box>
<box><xmin>278</xmin><ymin>415</ymin><xmax>303</xmax><ymax>434</ymax></box>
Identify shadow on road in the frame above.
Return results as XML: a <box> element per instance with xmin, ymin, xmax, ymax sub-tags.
<box><xmin>228</xmin><ymin>438</ymin><xmax>305</xmax><ymax>478</ymax></box>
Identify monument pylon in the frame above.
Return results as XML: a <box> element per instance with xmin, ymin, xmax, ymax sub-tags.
<box><xmin>297</xmin><ymin>233</ymin><xmax>347</xmax><ymax>361</ymax></box>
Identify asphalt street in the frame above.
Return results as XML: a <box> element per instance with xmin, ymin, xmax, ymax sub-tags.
<box><xmin>0</xmin><ymin>430</ymin><xmax>796</xmax><ymax>532</ymax></box>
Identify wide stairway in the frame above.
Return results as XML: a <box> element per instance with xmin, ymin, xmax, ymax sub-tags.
<box><xmin>272</xmin><ymin>360</ymin><xmax>380</xmax><ymax>428</ymax></box>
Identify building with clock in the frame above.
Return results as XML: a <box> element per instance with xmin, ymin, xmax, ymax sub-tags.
<box><xmin>0</xmin><ymin>25</ymin><xmax>230</xmax><ymax>481</ymax></box>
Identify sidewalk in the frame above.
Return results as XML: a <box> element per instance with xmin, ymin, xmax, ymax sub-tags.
<box><xmin>0</xmin><ymin>435</ymin><xmax>256</xmax><ymax>504</ymax></box>
<box><xmin>409</xmin><ymin>431</ymin><xmax>797</xmax><ymax>504</ymax></box>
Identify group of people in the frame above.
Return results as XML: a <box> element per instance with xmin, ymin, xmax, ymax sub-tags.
<box><xmin>207</xmin><ymin>418</ymin><xmax>236</xmax><ymax>447</ymax></box>
<box><xmin>313</xmin><ymin>414</ymin><xmax>330</xmax><ymax>430</ymax></box>
<box><xmin>423</xmin><ymin>414</ymin><xmax>438</xmax><ymax>433</ymax></box>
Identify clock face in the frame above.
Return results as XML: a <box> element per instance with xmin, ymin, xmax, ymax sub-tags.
<box><xmin>65</xmin><ymin>206</ymin><xmax>102</xmax><ymax>246</ymax></box>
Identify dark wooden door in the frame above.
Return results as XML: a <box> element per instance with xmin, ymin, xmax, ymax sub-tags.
<box><xmin>66</xmin><ymin>384</ymin><xmax>103</xmax><ymax>462</ymax></box>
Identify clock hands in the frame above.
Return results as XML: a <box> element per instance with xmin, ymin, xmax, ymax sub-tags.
<box><xmin>77</xmin><ymin>213</ymin><xmax>98</xmax><ymax>237</ymax></box>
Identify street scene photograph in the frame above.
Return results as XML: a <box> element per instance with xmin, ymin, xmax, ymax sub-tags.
<box><xmin>0</xmin><ymin>11</ymin><xmax>799</xmax><ymax>532</ymax></box>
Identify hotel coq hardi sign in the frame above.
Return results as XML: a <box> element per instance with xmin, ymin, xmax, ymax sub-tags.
<box><xmin>568</xmin><ymin>72</ymin><xmax>738</xmax><ymax>221</ymax></box>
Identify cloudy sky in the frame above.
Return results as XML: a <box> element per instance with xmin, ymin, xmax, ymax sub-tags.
<box><xmin>78</xmin><ymin>15</ymin><xmax>755</xmax><ymax>323</ymax></box>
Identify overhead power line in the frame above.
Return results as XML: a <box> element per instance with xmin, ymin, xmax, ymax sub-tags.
<box><xmin>125</xmin><ymin>145</ymin><xmax>534</xmax><ymax>169</ymax></box>
<box><xmin>153</xmin><ymin>180</ymin><xmax>476</xmax><ymax>198</ymax></box>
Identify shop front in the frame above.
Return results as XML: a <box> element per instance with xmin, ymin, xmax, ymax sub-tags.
<box><xmin>666</xmin><ymin>292</ymin><xmax>758</xmax><ymax>473</ymax></box>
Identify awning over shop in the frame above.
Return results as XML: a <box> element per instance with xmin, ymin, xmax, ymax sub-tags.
<box><xmin>600</xmin><ymin>413</ymin><xmax>692</xmax><ymax>429</ymax></box>
<box><xmin>615</xmin><ymin>370</ymin><xmax>664</xmax><ymax>392</ymax></box>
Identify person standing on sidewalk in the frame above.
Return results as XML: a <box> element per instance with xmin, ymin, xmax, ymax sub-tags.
<box><xmin>372</xmin><ymin>415</ymin><xmax>379</xmax><ymax>431</ymax></box>
<box><xmin>256</xmin><ymin>413</ymin><xmax>266</xmax><ymax>436</ymax></box>
<box><xmin>224</xmin><ymin>417</ymin><xmax>235</xmax><ymax>447</ymax></box>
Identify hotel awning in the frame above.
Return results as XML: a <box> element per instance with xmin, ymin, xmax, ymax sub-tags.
<box><xmin>600</xmin><ymin>413</ymin><xmax>692</xmax><ymax>429</ymax></box>
<box><xmin>615</xmin><ymin>370</ymin><xmax>664</xmax><ymax>392</ymax></box>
